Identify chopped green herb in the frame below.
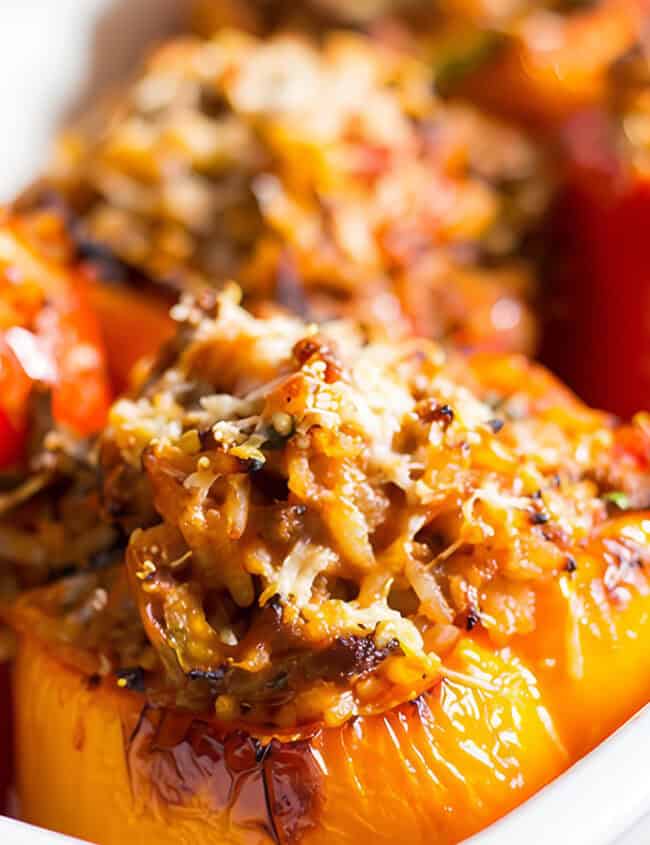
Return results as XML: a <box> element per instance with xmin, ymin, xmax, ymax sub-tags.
<box><xmin>603</xmin><ymin>491</ymin><xmax>630</xmax><ymax>510</ymax></box>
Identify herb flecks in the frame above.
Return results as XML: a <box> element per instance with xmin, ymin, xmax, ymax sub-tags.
<box><xmin>603</xmin><ymin>491</ymin><xmax>630</xmax><ymax>510</ymax></box>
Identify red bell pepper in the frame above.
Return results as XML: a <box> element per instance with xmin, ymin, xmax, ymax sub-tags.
<box><xmin>0</xmin><ymin>217</ymin><xmax>112</xmax><ymax>465</ymax></box>
<box><xmin>542</xmin><ymin>109</ymin><xmax>650</xmax><ymax>419</ymax></box>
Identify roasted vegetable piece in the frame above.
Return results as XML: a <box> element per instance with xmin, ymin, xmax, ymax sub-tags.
<box><xmin>14</xmin><ymin>632</ymin><xmax>568</xmax><ymax>845</ymax></box>
<box><xmin>543</xmin><ymin>96</ymin><xmax>650</xmax><ymax>417</ymax></box>
<box><xmin>457</xmin><ymin>0</ymin><xmax>646</xmax><ymax>127</ymax></box>
<box><xmin>511</xmin><ymin>513</ymin><xmax>650</xmax><ymax>758</ymax></box>
<box><xmin>0</xmin><ymin>209</ymin><xmax>169</xmax><ymax>601</ymax></box>
<box><xmin>0</xmin><ymin>211</ymin><xmax>111</xmax><ymax>444</ymax></box>
<box><xmin>8</xmin><ymin>203</ymin><xmax>179</xmax><ymax>395</ymax></box>
<box><xmin>82</xmin><ymin>277</ymin><xmax>175</xmax><ymax>393</ymax></box>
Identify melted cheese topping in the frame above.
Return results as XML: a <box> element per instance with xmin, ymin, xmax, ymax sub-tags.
<box><xmin>100</xmin><ymin>287</ymin><xmax>650</xmax><ymax>726</ymax></box>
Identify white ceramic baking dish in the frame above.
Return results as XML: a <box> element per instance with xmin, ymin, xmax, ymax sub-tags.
<box><xmin>0</xmin><ymin>2</ymin><xmax>648</xmax><ymax>843</ymax></box>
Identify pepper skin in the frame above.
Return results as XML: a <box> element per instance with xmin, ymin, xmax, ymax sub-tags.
<box><xmin>0</xmin><ymin>216</ymin><xmax>112</xmax><ymax>442</ymax></box>
<box><xmin>511</xmin><ymin>514</ymin><xmax>650</xmax><ymax>759</ymax></box>
<box><xmin>542</xmin><ymin>110</ymin><xmax>650</xmax><ymax>418</ymax></box>
<box><xmin>14</xmin><ymin>635</ymin><xmax>568</xmax><ymax>845</ymax></box>
<box><xmin>81</xmin><ymin>276</ymin><xmax>176</xmax><ymax>394</ymax></box>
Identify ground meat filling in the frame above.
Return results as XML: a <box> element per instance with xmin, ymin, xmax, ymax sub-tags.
<box><xmin>101</xmin><ymin>286</ymin><xmax>650</xmax><ymax>727</ymax></box>
<box><xmin>46</xmin><ymin>29</ymin><xmax>544</xmax><ymax>354</ymax></box>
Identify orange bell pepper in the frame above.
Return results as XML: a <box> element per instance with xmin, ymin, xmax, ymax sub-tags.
<box><xmin>16</xmin><ymin>551</ymin><xmax>650</xmax><ymax>845</ymax></box>
<box><xmin>14</xmin><ymin>634</ymin><xmax>568</xmax><ymax>845</ymax></box>
<box><xmin>511</xmin><ymin>514</ymin><xmax>650</xmax><ymax>759</ymax></box>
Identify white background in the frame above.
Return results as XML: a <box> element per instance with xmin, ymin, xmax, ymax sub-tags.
<box><xmin>0</xmin><ymin>0</ymin><xmax>186</xmax><ymax>200</ymax></box>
